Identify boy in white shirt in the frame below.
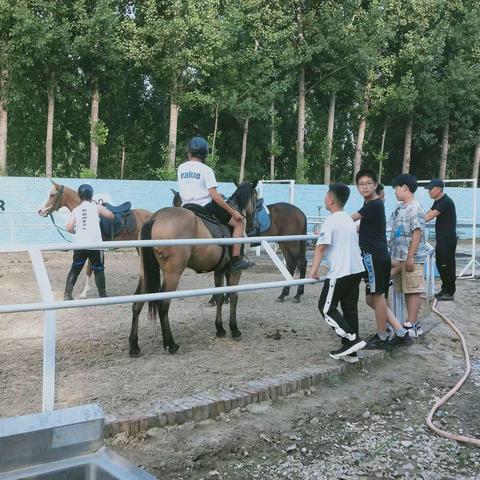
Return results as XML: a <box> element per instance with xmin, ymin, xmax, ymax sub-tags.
<box><xmin>309</xmin><ymin>183</ymin><xmax>366</xmax><ymax>361</ymax></box>
<box><xmin>64</xmin><ymin>184</ymin><xmax>114</xmax><ymax>300</ymax></box>
<box><xmin>177</xmin><ymin>137</ymin><xmax>251</xmax><ymax>270</ymax></box>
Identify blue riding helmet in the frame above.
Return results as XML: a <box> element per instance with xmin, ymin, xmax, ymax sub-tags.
<box><xmin>78</xmin><ymin>184</ymin><xmax>94</xmax><ymax>200</ymax></box>
<box><xmin>187</xmin><ymin>137</ymin><xmax>208</xmax><ymax>160</ymax></box>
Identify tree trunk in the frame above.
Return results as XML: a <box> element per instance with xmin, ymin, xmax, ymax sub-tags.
<box><xmin>239</xmin><ymin>116</ymin><xmax>249</xmax><ymax>183</ymax></box>
<box><xmin>439</xmin><ymin>118</ymin><xmax>449</xmax><ymax>180</ymax></box>
<box><xmin>473</xmin><ymin>143</ymin><xmax>480</xmax><ymax>182</ymax></box>
<box><xmin>167</xmin><ymin>94</ymin><xmax>179</xmax><ymax>170</ymax></box>
<box><xmin>212</xmin><ymin>102</ymin><xmax>219</xmax><ymax>158</ymax></box>
<box><xmin>120</xmin><ymin>144</ymin><xmax>126</xmax><ymax>179</ymax></box>
<box><xmin>402</xmin><ymin>115</ymin><xmax>413</xmax><ymax>173</ymax></box>
<box><xmin>324</xmin><ymin>91</ymin><xmax>336</xmax><ymax>185</ymax></box>
<box><xmin>89</xmin><ymin>82</ymin><xmax>100</xmax><ymax>174</ymax></box>
<box><xmin>353</xmin><ymin>81</ymin><xmax>372</xmax><ymax>182</ymax></box>
<box><xmin>0</xmin><ymin>69</ymin><xmax>8</xmax><ymax>176</ymax></box>
<box><xmin>296</xmin><ymin>66</ymin><xmax>305</xmax><ymax>179</ymax></box>
<box><xmin>45</xmin><ymin>76</ymin><xmax>55</xmax><ymax>178</ymax></box>
<box><xmin>378</xmin><ymin>120</ymin><xmax>387</xmax><ymax>183</ymax></box>
<box><xmin>270</xmin><ymin>101</ymin><xmax>275</xmax><ymax>180</ymax></box>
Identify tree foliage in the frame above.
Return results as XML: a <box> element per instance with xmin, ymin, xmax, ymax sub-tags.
<box><xmin>2</xmin><ymin>0</ymin><xmax>480</xmax><ymax>182</ymax></box>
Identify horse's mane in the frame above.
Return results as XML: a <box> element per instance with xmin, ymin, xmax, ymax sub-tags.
<box><xmin>230</xmin><ymin>182</ymin><xmax>254</xmax><ymax>211</ymax></box>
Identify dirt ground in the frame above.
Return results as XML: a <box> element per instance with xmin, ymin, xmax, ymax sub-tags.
<box><xmin>109</xmin><ymin>280</ymin><xmax>480</xmax><ymax>480</ymax></box>
<box><xmin>1</xmin><ymin>250</ymin><xmax>479</xmax><ymax>478</ymax></box>
<box><xmin>0</xmin><ymin>248</ymin><xmax>392</xmax><ymax>420</ymax></box>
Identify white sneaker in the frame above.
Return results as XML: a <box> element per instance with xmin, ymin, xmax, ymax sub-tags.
<box><xmin>403</xmin><ymin>322</ymin><xmax>424</xmax><ymax>338</ymax></box>
<box><xmin>341</xmin><ymin>353</ymin><xmax>359</xmax><ymax>363</ymax></box>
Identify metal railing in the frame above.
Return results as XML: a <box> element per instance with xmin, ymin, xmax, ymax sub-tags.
<box><xmin>0</xmin><ymin>234</ymin><xmax>319</xmax><ymax>413</ymax></box>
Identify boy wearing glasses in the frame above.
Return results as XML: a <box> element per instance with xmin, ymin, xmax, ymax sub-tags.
<box><xmin>352</xmin><ymin>169</ymin><xmax>410</xmax><ymax>349</ymax></box>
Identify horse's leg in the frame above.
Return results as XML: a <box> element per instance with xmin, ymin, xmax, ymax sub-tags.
<box><xmin>214</xmin><ymin>269</ymin><xmax>227</xmax><ymax>337</ymax></box>
<box><xmin>129</xmin><ymin>277</ymin><xmax>144</xmax><ymax>357</ymax></box>
<box><xmin>157</xmin><ymin>262</ymin><xmax>183</xmax><ymax>354</ymax></box>
<box><xmin>294</xmin><ymin>244</ymin><xmax>307</xmax><ymax>303</ymax></box>
<box><xmin>208</xmin><ymin>294</ymin><xmax>217</xmax><ymax>306</ymax></box>
<box><xmin>79</xmin><ymin>260</ymin><xmax>93</xmax><ymax>299</ymax></box>
<box><xmin>276</xmin><ymin>246</ymin><xmax>296</xmax><ymax>302</ymax></box>
<box><xmin>226</xmin><ymin>270</ymin><xmax>242</xmax><ymax>339</ymax></box>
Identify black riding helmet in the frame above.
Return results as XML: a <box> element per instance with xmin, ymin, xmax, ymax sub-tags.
<box><xmin>78</xmin><ymin>184</ymin><xmax>94</xmax><ymax>201</ymax></box>
<box><xmin>187</xmin><ymin>137</ymin><xmax>208</xmax><ymax>160</ymax></box>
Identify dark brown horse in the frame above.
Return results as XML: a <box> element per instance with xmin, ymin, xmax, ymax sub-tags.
<box><xmin>38</xmin><ymin>181</ymin><xmax>153</xmax><ymax>298</ymax></box>
<box><xmin>171</xmin><ymin>189</ymin><xmax>307</xmax><ymax>303</ymax></box>
<box><xmin>129</xmin><ymin>181</ymin><xmax>258</xmax><ymax>356</ymax></box>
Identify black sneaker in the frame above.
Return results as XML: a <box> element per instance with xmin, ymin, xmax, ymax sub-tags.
<box><xmin>436</xmin><ymin>292</ymin><xmax>454</xmax><ymax>301</ymax></box>
<box><xmin>329</xmin><ymin>339</ymin><xmax>367</xmax><ymax>359</ymax></box>
<box><xmin>231</xmin><ymin>257</ymin><xmax>253</xmax><ymax>271</ymax></box>
<box><xmin>364</xmin><ymin>333</ymin><xmax>388</xmax><ymax>350</ymax></box>
<box><xmin>385</xmin><ymin>332</ymin><xmax>412</xmax><ymax>350</ymax></box>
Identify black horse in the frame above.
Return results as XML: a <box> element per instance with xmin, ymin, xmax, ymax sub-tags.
<box><xmin>129</xmin><ymin>182</ymin><xmax>258</xmax><ymax>356</ymax></box>
<box><xmin>171</xmin><ymin>188</ymin><xmax>308</xmax><ymax>303</ymax></box>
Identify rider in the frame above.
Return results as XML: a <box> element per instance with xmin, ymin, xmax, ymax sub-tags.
<box><xmin>63</xmin><ymin>184</ymin><xmax>114</xmax><ymax>300</ymax></box>
<box><xmin>177</xmin><ymin>136</ymin><xmax>251</xmax><ymax>270</ymax></box>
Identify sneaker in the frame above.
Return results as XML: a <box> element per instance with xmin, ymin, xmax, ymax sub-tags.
<box><xmin>434</xmin><ymin>289</ymin><xmax>445</xmax><ymax>299</ymax></box>
<box><xmin>341</xmin><ymin>352</ymin><xmax>359</xmax><ymax>363</ymax></box>
<box><xmin>231</xmin><ymin>257</ymin><xmax>254</xmax><ymax>271</ymax></box>
<box><xmin>385</xmin><ymin>332</ymin><xmax>412</xmax><ymax>350</ymax></box>
<box><xmin>436</xmin><ymin>292</ymin><xmax>454</xmax><ymax>301</ymax></box>
<box><xmin>403</xmin><ymin>322</ymin><xmax>424</xmax><ymax>338</ymax></box>
<box><xmin>329</xmin><ymin>339</ymin><xmax>367</xmax><ymax>360</ymax></box>
<box><xmin>385</xmin><ymin>325</ymin><xmax>395</xmax><ymax>340</ymax></box>
<box><xmin>364</xmin><ymin>333</ymin><xmax>388</xmax><ymax>350</ymax></box>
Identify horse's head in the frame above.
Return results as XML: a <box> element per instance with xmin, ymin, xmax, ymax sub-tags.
<box><xmin>230</xmin><ymin>180</ymin><xmax>259</xmax><ymax>229</ymax></box>
<box><xmin>38</xmin><ymin>181</ymin><xmax>65</xmax><ymax>216</ymax></box>
<box><xmin>171</xmin><ymin>188</ymin><xmax>182</xmax><ymax>207</ymax></box>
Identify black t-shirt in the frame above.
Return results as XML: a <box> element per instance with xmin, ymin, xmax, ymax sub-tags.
<box><xmin>358</xmin><ymin>198</ymin><xmax>388</xmax><ymax>253</ymax></box>
<box><xmin>432</xmin><ymin>194</ymin><xmax>456</xmax><ymax>239</ymax></box>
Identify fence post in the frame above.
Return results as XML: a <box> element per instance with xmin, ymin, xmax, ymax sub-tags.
<box><xmin>29</xmin><ymin>248</ymin><xmax>56</xmax><ymax>412</ymax></box>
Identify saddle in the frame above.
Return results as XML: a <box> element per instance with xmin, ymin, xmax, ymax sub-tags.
<box><xmin>100</xmin><ymin>202</ymin><xmax>137</xmax><ymax>240</ymax></box>
<box><xmin>182</xmin><ymin>203</ymin><xmax>232</xmax><ymax>239</ymax></box>
<box><xmin>247</xmin><ymin>198</ymin><xmax>271</xmax><ymax>240</ymax></box>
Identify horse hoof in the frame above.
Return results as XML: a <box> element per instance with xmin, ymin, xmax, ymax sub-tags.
<box><xmin>129</xmin><ymin>346</ymin><xmax>141</xmax><ymax>357</ymax></box>
<box><xmin>168</xmin><ymin>343</ymin><xmax>180</xmax><ymax>354</ymax></box>
<box><xmin>216</xmin><ymin>329</ymin><xmax>227</xmax><ymax>338</ymax></box>
<box><xmin>276</xmin><ymin>297</ymin><xmax>285</xmax><ymax>303</ymax></box>
<box><xmin>231</xmin><ymin>329</ymin><xmax>242</xmax><ymax>339</ymax></box>
<box><xmin>291</xmin><ymin>297</ymin><xmax>300</xmax><ymax>304</ymax></box>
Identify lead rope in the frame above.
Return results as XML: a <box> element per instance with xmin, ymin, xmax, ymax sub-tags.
<box><xmin>48</xmin><ymin>213</ymin><xmax>73</xmax><ymax>243</ymax></box>
<box><xmin>426</xmin><ymin>299</ymin><xmax>480</xmax><ymax>447</ymax></box>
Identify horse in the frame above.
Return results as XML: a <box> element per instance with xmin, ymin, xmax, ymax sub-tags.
<box><xmin>128</xmin><ymin>181</ymin><xmax>258</xmax><ymax>356</ymax></box>
<box><xmin>38</xmin><ymin>181</ymin><xmax>153</xmax><ymax>298</ymax></box>
<box><xmin>171</xmin><ymin>188</ymin><xmax>307</xmax><ymax>303</ymax></box>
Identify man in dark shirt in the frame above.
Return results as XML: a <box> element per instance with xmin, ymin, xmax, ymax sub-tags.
<box><xmin>352</xmin><ymin>169</ymin><xmax>410</xmax><ymax>349</ymax></box>
<box><xmin>425</xmin><ymin>179</ymin><xmax>457</xmax><ymax>301</ymax></box>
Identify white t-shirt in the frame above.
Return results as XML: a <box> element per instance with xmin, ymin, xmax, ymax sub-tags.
<box><xmin>68</xmin><ymin>201</ymin><xmax>103</xmax><ymax>244</ymax></box>
<box><xmin>177</xmin><ymin>160</ymin><xmax>218</xmax><ymax>206</ymax></box>
<box><xmin>316</xmin><ymin>211</ymin><xmax>365</xmax><ymax>279</ymax></box>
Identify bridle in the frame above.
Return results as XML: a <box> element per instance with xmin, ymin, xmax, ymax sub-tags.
<box><xmin>46</xmin><ymin>185</ymin><xmax>72</xmax><ymax>242</ymax></box>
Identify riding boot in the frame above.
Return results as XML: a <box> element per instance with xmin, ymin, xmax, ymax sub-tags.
<box><xmin>94</xmin><ymin>270</ymin><xmax>107</xmax><ymax>297</ymax></box>
<box><xmin>64</xmin><ymin>269</ymin><xmax>81</xmax><ymax>300</ymax></box>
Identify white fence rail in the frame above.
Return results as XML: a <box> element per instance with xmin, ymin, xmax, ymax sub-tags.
<box><xmin>0</xmin><ymin>234</ymin><xmax>319</xmax><ymax>412</ymax></box>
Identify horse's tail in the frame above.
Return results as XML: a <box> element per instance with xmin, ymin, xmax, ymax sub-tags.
<box><xmin>140</xmin><ymin>218</ymin><xmax>161</xmax><ymax>319</ymax></box>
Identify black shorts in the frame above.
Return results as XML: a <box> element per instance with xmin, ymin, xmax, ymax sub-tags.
<box><xmin>72</xmin><ymin>249</ymin><xmax>105</xmax><ymax>272</ymax></box>
<box><xmin>204</xmin><ymin>201</ymin><xmax>231</xmax><ymax>225</ymax></box>
<box><xmin>362</xmin><ymin>250</ymin><xmax>391</xmax><ymax>297</ymax></box>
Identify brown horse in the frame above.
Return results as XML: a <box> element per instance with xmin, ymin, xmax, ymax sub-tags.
<box><xmin>129</xmin><ymin>181</ymin><xmax>258</xmax><ymax>356</ymax></box>
<box><xmin>172</xmin><ymin>188</ymin><xmax>307</xmax><ymax>303</ymax></box>
<box><xmin>38</xmin><ymin>181</ymin><xmax>152</xmax><ymax>297</ymax></box>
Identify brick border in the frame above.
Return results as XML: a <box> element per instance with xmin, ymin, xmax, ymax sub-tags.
<box><xmin>104</xmin><ymin>350</ymin><xmax>385</xmax><ymax>437</ymax></box>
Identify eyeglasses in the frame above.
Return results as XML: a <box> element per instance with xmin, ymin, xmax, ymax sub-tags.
<box><xmin>358</xmin><ymin>181</ymin><xmax>374</xmax><ymax>188</ymax></box>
